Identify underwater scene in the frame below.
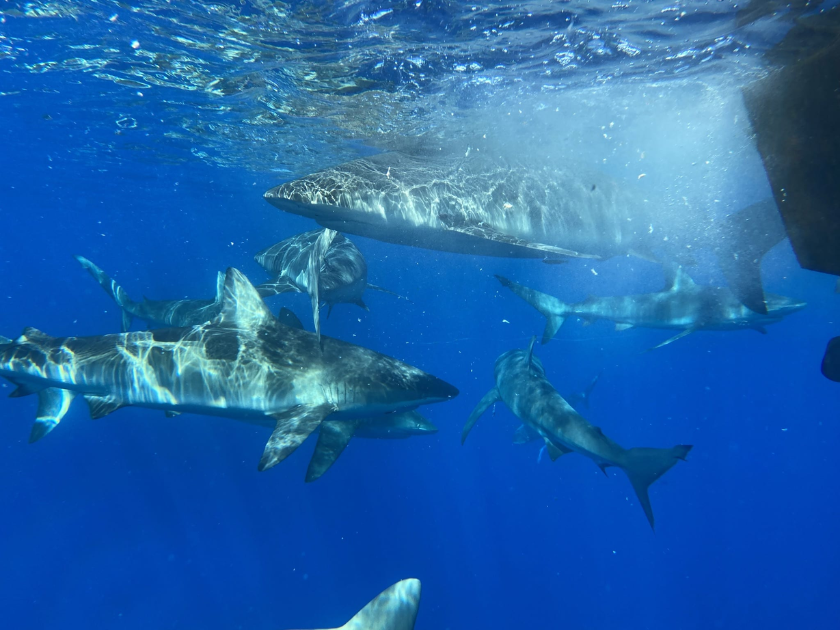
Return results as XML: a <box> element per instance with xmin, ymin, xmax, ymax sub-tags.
<box><xmin>1</xmin><ymin>1</ymin><xmax>839</xmax><ymax>629</ymax></box>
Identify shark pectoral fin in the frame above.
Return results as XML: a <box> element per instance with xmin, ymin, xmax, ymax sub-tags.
<box><xmin>335</xmin><ymin>578</ymin><xmax>422</xmax><ymax>630</ymax></box>
<box><xmin>255</xmin><ymin>278</ymin><xmax>299</xmax><ymax>298</ymax></box>
<box><xmin>628</xmin><ymin>247</ymin><xmax>659</xmax><ymax>263</ymax></box>
<box><xmin>621</xmin><ymin>445</ymin><xmax>693</xmax><ymax>531</ymax></box>
<box><xmin>615</xmin><ymin>322</ymin><xmax>634</xmax><ymax>331</ymax></box>
<box><xmin>645</xmin><ymin>328</ymin><xmax>696</xmax><ymax>352</ymax></box>
<box><xmin>367</xmin><ymin>283</ymin><xmax>410</xmax><ymax>302</ymax></box>
<box><xmin>277</xmin><ymin>307</ymin><xmax>305</xmax><ymax>330</ymax></box>
<box><xmin>31</xmin><ymin>388</ymin><xmax>76</xmax><ymax>443</ymax></box>
<box><xmin>444</xmin><ymin>222</ymin><xmax>600</xmax><ymax>259</ymax></box>
<box><xmin>461</xmin><ymin>388</ymin><xmax>500</xmax><ymax>444</ymax></box>
<box><xmin>354</xmin><ymin>298</ymin><xmax>369</xmax><ymax>312</ymax></box>
<box><xmin>84</xmin><ymin>395</ymin><xmax>126</xmax><ymax>420</ymax></box>
<box><xmin>120</xmin><ymin>310</ymin><xmax>133</xmax><ymax>333</ymax></box>
<box><xmin>544</xmin><ymin>439</ymin><xmax>573</xmax><ymax>462</ymax></box>
<box><xmin>512</xmin><ymin>423</ymin><xmax>541</xmax><ymax>445</ymax></box>
<box><xmin>258</xmin><ymin>403</ymin><xmax>335</xmax><ymax>472</ymax></box>
<box><xmin>307</xmin><ymin>228</ymin><xmax>338</xmax><ymax>344</ymax></box>
<box><xmin>0</xmin><ymin>335</ymin><xmax>11</xmax><ymax>344</ymax></box>
<box><xmin>305</xmin><ymin>420</ymin><xmax>357</xmax><ymax>483</ymax></box>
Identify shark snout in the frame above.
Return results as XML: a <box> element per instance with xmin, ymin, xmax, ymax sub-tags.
<box><xmin>415</xmin><ymin>374</ymin><xmax>459</xmax><ymax>404</ymax></box>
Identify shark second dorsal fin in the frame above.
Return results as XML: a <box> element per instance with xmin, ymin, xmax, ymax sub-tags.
<box><xmin>334</xmin><ymin>578</ymin><xmax>422</xmax><ymax>630</ymax></box>
<box><xmin>663</xmin><ymin>264</ymin><xmax>696</xmax><ymax>292</ymax></box>
<box><xmin>219</xmin><ymin>268</ymin><xmax>275</xmax><ymax>330</ymax></box>
<box><xmin>526</xmin><ymin>335</ymin><xmax>537</xmax><ymax>368</ymax></box>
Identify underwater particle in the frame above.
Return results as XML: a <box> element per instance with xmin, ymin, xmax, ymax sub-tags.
<box><xmin>130</xmin><ymin>40</ymin><xmax>140</xmax><ymax>49</ymax></box>
<box><xmin>502</xmin><ymin>319</ymin><xmax>509</xmax><ymax>324</ymax></box>
<box><xmin>638</xmin><ymin>173</ymin><xmax>646</xmax><ymax>179</ymax></box>
<box><xmin>109</xmin><ymin>13</ymin><xmax>118</xmax><ymax>22</ymax></box>
<box><xmin>590</xmin><ymin>268</ymin><xmax>598</xmax><ymax>276</ymax></box>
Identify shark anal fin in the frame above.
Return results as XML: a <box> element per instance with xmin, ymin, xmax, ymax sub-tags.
<box><xmin>354</xmin><ymin>298</ymin><xmax>369</xmax><ymax>311</ymax></box>
<box><xmin>31</xmin><ymin>388</ymin><xmax>76</xmax><ymax>443</ymax></box>
<box><xmin>165</xmin><ymin>410</ymin><xmax>182</xmax><ymax>418</ymax></box>
<box><xmin>305</xmin><ymin>420</ymin><xmax>357</xmax><ymax>482</ymax></box>
<box><xmin>84</xmin><ymin>394</ymin><xmax>126</xmax><ymax>420</ymax></box>
<box><xmin>598</xmin><ymin>463</ymin><xmax>611</xmax><ymax>477</ymax></box>
<box><xmin>258</xmin><ymin>403</ymin><xmax>335</xmax><ymax>472</ymax></box>
<box><xmin>461</xmin><ymin>388</ymin><xmax>501</xmax><ymax>444</ymax></box>
<box><xmin>512</xmin><ymin>423</ymin><xmax>541</xmax><ymax>444</ymax></box>
<box><xmin>545</xmin><ymin>440</ymin><xmax>573</xmax><ymax>461</ymax></box>
<box><xmin>615</xmin><ymin>322</ymin><xmax>634</xmax><ymax>331</ymax></box>
<box><xmin>754</xmin><ymin>326</ymin><xmax>768</xmax><ymax>334</ymax></box>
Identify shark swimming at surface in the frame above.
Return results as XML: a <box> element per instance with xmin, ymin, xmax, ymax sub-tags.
<box><xmin>496</xmin><ymin>266</ymin><xmax>806</xmax><ymax>350</ymax></box>
<box><xmin>292</xmin><ymin>578</ymin><xmax>421</xmax><ymax>630</ymax></box>
<box><xmin>462</xmin><ymin>337</ymin><xmax>692</xmax><ymax>529</ymax></box>
<box><xmin>75</xmin><ymin>255</ymin><xmax>224</xmax><ymax>332</ymax></box>
<box><xmin>264</xmin><ymin>152</ymin><xmax>787</xmax><ymax>313</ymax></box>
<box><xmin>254</xmin><ymin>228</ymin><xmax>403</xmax><ymax>342</ymax></box>
<box><xmin>0</xmin><ymin>268</ymin><xmax>457</xmax><ymax>473</ymax></box>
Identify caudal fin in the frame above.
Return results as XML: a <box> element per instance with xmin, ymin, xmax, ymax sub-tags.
<box><xmin>620</xmin><ymin>444</ymin><xmax>692</xmax><ymax>530</ymax></box>
<box><xmin>495</xmin><ymin>275</ymin><xmax>568</xmax><ymax>343</ymax></box>
<box><xmin>74</xmin><ymin>255</ymin><xmax>137</xmax><ymax>331</ymax></box>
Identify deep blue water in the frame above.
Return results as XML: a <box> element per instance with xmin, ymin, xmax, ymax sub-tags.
<box><xmin>2</xmin><ymin>2</ymin><xmax>840</xmax><ymax>629</ymax></box>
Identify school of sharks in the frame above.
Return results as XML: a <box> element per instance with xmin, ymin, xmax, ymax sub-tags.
<box><xmin>0</xmin><ymin>148</ymin><xmax>810</xmax><ymax>628</ymax></box>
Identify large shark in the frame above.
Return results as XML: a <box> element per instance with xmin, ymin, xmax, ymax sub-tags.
<box><xmin>0</xmin><ymin>268</ymin><xmax>457</xmax><ymax>472</ymax></box>
<box><xmin>254</xmin><ymin>228</ymin><xmax>403</xmax><ymax>342</ymax></box>
<box><xmin>462</xmin><ymin>338</ymin><xmax>692</xmax><ymax>529</ymax></box>
<box><xmin>264</xmin><ymin>152</ymin><xmax>786</xmax><ymax>312</ymax></box>
<box><xmin>75</xmin><ymin>255</ymin><xmax>224</xmax><ymax>331</ymax></box>
<box><xmin>496</xmin><ymin>266</ymin><xmax>806</xmax><ymax>350</ymax></box>
<box><xmin>293</xmin><ymin>578</ymin><xmax>421</xmax><ymax>630</ymax></box>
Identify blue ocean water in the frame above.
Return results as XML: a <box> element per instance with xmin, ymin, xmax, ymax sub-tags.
<box><xmin>1</xmin><ymin>2</ymin><xmax>839</xmax><ymax>629</ymax></box>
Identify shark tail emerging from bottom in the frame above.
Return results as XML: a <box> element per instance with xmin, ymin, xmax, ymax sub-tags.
<box><xmin>301</xmin><ymin>578</ymin><xmax>422</xmax><ymax>630</ymax></box>
<box><xmin>620</xmin><ymin>444</ymin><xmax>693</xmax><ymax>531</ymax></box>
<box><xmin>74</xmin><ymin>255</ymin><xmax>137</xmax><ymax>332</ymax></box>
<box><xmin>494</xmin><ymin>275</ymin><xmax>569</xmax><ymax>343</ymax></box>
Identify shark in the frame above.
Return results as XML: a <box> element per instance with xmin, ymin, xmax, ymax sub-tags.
<box><xmin>0</xmin><ymin>268</ymin><xmax>458</xmax><ymax>472</ymax></box>
<box><xmin>461</xmin><ymin>337</ymin><xmax>692</xmax><ymax>529</ymax></box>
<box><xmin>293</xmin><ymin>578</ymin><xmax>421</xmax><ymax>630</ymax></box>
<box><xmin>75</xmin><ymin>255</ymin><xmax>224</xmax><ymax>332</ymax></box>
<box><xmin>270</xmin><ymin>309</ymin><xmax>439</xmax><ymax>482</ymax></box>
<box><xmin>254</xmin><ymin>228</ymin><xmax>403</xmax><ymax>342</ymax></box>
<box><xmin>264</xmin><ymin>152</ymin><xmax>786</xmax><ymax>313</ymax></box>
<box><xmin>496</xmin><ymin>266</ymin><xmax>806</xmax><ymax>350</ymax></box>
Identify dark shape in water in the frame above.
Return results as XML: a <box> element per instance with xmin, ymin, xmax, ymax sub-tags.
<box><xmin>822</xmin><ymin>337</ymin><xmax>840</xmax><ymax>383</ymax></box>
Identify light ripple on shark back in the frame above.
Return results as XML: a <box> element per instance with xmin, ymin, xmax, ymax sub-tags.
<box><xmin>0</xmin><ymin>268</ymin><xmax>457</xmax><ymax>474</ymax></box>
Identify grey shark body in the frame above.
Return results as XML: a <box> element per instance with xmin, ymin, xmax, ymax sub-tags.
<box><xmin>295</xmin><ymin>578</ymin><xmax>421</xmax><ymax>630</ymax></box>
<box><xmin>254</xmin><ymin>228</ymin><xmax>402</xmax><ymax>341</ymax></box>
<box><xmin>0</xmin><ymin>268</ymin><xmax>457</xmax><ymax>473</ymax></box>
<box><xmin>265</xmin><ymin>152</ymin><xmax>785</xmax><ymax>312</ymax></box>
<box><xmin>462</xmin><ymin>338</ymin><xmax>692</xmax><ymax>529</ymax></box>
<box><xmin>497</xmin><ymin>266</ymin><xmax>806</xmax><ymax>349</ymax></box>
<box><xmin>75</xmin><ymin>255</ymin><xmax>223</xmax><ymax>332</ymax></box>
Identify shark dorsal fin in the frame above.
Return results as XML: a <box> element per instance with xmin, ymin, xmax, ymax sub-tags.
<box><xmin>337</xmin><ymin>578</ymin><xmax>422</xmax><ymax>630</ymax></box>
<box><xmin>218</xmin><ymin>268</ymin><xmax>274</xmax><ymax>329</ymax></box>
<box><xmin>526</xmin><ymin>335</ymin><xmax>537</xmax><ymax>368</ymax></box>
<box><xmin>213</xmin><ymin>271</ymin><xmax>226</xmax><ymax>304</ymax></box>
<box><xmin>663</xmin><ymin>265</ymin><xmax>696</xmax><ymax>292</ymax></box>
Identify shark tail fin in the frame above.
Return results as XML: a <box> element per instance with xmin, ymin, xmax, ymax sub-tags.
<box><xmin>307</xmin><ymin>228</ymin><xmax>338</xmax><ymax>344</ymax></box>
<box><xmin>74</xmin><ymin>255</ymin><xmax>137</xmax><ymax>332</ymax></box>
<box><xmin>712</xmin><ymin>199</ymin><xmax>786</xmax><ymax>314</ymax></box>
<box><xmin>494</xmin><ymin>275</ymin><xmax>568</xmax><ymax>344</ymax></box>
<box><xmin>620</xmin><ymin>444</ymin><xmax>693</xmax><ymax>531</ymax></box>
<box><xmin>324</xmin><ymin>579</ymin><xmax>421</xmax><ymax>630</ymax></box>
